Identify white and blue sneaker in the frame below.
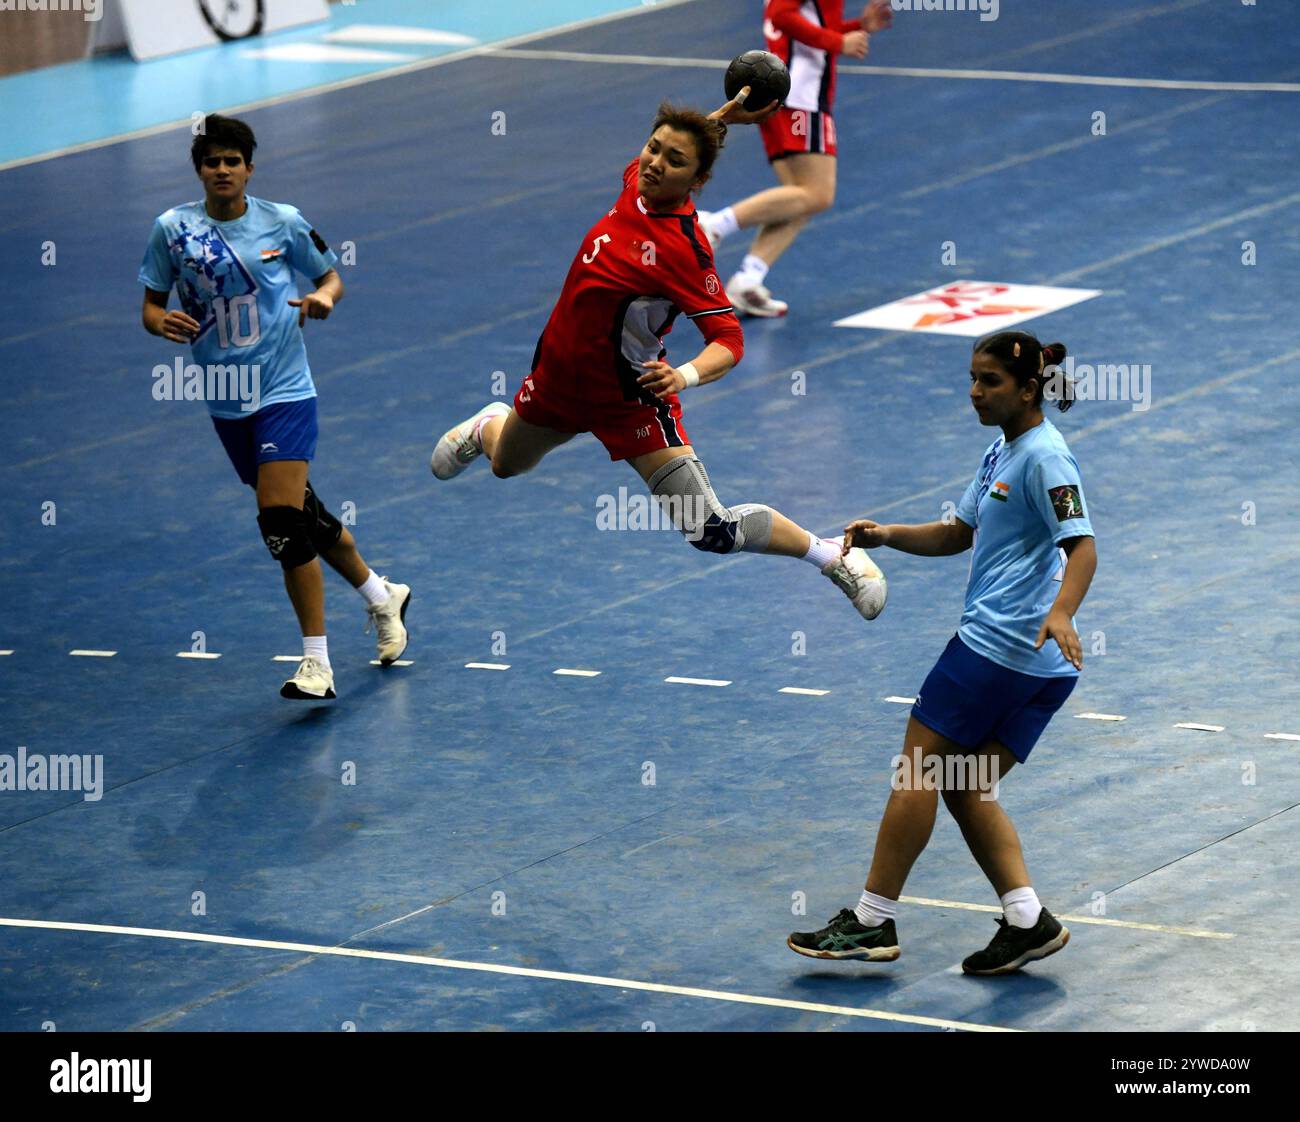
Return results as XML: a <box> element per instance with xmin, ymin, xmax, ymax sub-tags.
<box><xmin>823</xmin><ymin>547</ymin><xmax>888</xmax><ymax>620</ymax></box>
<box><xmin>366</xmin><ymin>579</ymin><xmax>411</xmax><ymax>665</ymax></box>
<box><xmin>430</xmin><ymin>401</ymin><xmax>510</xmax><ymax>480</ymax></box>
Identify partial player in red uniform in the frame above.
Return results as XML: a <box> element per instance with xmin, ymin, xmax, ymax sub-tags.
<box><xmin>429</xmin><ymin>94</ymin><xmax>888</xmax><ymax>621</ymax></box>
<box><xmin>699</xmin><ymin>0</ymin><xmax>893</xmax><ymax>317</ymax></box>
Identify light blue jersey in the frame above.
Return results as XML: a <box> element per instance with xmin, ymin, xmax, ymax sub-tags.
<box><xmin>138</xmin><ymin>195</ymin><xmax>338</xmax><ymax>419</ymax></box>
<box><xmin>954</xmin><ymin>418</ymin><xmax>1094</xmax><ymax>677</ymax></box>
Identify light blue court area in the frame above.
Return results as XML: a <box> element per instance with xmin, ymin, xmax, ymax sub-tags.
<box><xmin>0</xmin><ymin>0</ymin><xmax>677</xmax><ymax>168</ymax></box>
<box><xmin>1</xmin><ymin>0</ymin><xmax>1299</xmax><ymax>1031</ymax></box>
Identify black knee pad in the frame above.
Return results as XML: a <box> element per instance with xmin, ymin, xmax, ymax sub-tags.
<box><xmin>303</xmin><ymin>481</ymin><xmax>344</xmax><ymax>553</ymax></box>
<box><xmin>691</xmin><ymin>511</ymin><xmax>740</xmax><ymax>554</ymax></box>
<box><xmin>258</xmin><ymin>505</ymin><xmax>317</xmax><ymax>570</ymax></box>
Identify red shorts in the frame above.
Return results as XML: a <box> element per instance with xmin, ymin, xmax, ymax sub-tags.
<box><xmin>759</xmin><ymin>106</ymin><xmax>837</xmax><ymax>162</ymax></box>
<box><xmin>512</xmin><ymin>367</ymin><xmax>690</xmax><ymax>461</ymax></box>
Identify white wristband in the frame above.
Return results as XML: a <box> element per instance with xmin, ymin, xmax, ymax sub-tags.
<box><xmin>678</xmin><ymin>362</ymin><xmax>701</xmax><ymax>388</ymax></box>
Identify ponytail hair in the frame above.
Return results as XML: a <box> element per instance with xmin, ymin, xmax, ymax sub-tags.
<box><xmin>973</xmin><ymin>331</ymin><xmax>1074</xmax><ymax>412</ymax></box>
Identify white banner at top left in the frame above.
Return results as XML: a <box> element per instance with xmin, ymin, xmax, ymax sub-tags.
<box><xmin>90</xmin><ymin>0</ymin><xmax>330</xmax><ymax>62</ymax></box>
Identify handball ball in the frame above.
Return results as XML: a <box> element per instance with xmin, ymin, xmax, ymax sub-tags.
<box><xmin>724</xmin><ymin>50</ymin><xmax>791</xmax><ymax>110</ymax></box>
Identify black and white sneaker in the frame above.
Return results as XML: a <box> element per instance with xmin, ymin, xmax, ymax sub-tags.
<box><xmin>961</xmin><ymin>908</ymin><xmax>1069</xmax><ymax>975</ymax></box>
<box><xmin>787</xmin><ymin>909</ymin><xmax>901</xmax><ymax>962</ymax></box>
<box><xmin>280</xmin><ymin>656</ymin><xmax>336</xmax><ymax>701</ymax></box>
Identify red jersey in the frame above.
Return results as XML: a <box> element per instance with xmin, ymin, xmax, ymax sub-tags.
<box><xmin>764</xmin><ymin>1</ymin><xmax>862</xmax><ymax>114</ymax></box>
<box><xmin>531</xmin><ymin>159</ymin><xmax>742</xmax><ymax>407</ymax></box>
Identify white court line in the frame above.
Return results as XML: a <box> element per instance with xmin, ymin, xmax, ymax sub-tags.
<box><xmin>465</xmin><ymin>662</ymin><xmax>510</xmax><ymax>671</ymax></box>
<box><xmin>491</xmin><ymin>47</ymin><xmax>1300</xmax><ymax>93</ymax></box>
<box><xmin>900</xmin><ymin>896</ymin><xmax>1233</xmax><ymax>940</ymax></box>
<box><xmin>69</xmin><ymin>650</ymin><xmax>116</xmax><ymax>658</ymax></box>
<box><xmin>0</xmin><ymin>916</ymin><xmax>1012</xmax><ymax>1033</ymax></box>
<box><xmin>323</xmin><ymin>25</ymin><xmax>479</xmax><ymax>47</ymax></box>
<box><xmin>271</xmin><ymin>655</ymin><xmax>302</xmax><ymax>663</ymax></box>
<box><xmin>1174</xmin><ymin>722</ymin><xmax>1225</xmax><ymax>733</ymax></box>
<box><xmin>554</xmin><ymin>668</ymin><xmax>602</xmax><ymax>677</ymax></box>
<box><xmin>370</xmin><ymin>659</ymin><xmax>414</xmax><ymax>667</ymax></box>
<box><xmin>665</xmin><ymin>676</ymin><xmax>731</xmax><ymax>688</ymax></box>
<box><xmin>0</xmin><ymin>0</ymin><xmax>703</xmax><ymax>174</ymax></box>
<box><xmin>884</xmin><ymin>696</ymin><xmax>916</xmax><ymax>705</ymax></box>
<box><xmin>0</xmin><ymin>650</ymin><xmax>12</xmax><ymax>656</ymax></box>
<box><xmin>779</xmin><ymin>687</ymin><xmax>830</xmax><ymax>697</ymax></box>
<box><xmin>1264</xmin><ymin>733</ymin><xmax>1300</xmax><ymax>742</ymax></box>
<box><xmin>242</xmin><ymin>44</ymin><xmax>416</xmax><ymax>63</ymax></box>
<box><xmin>1075</xmin><ymin>712</ymin><xmax>1126</xmax><ymax>722</ymax></box>
<box><xmin>176</xmin><ymin>652</ymin><xmax>221</xmax><ymax>660</ymax></box>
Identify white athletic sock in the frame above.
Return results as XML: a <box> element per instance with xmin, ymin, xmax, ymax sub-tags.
<box><xmin>303</xmin><ymin>635</ymin><xmax>330</xmax><ymax>669</ymax></box>
<box><xmin>803</xmin><ymin>534</ymin><xmax>842</xmax><ymax>569</ymax></box>
<box><xmin>357</xmin><ymin>570</ymin><xmax>389</xmax><ymax>608</ymax></box>
<box><xmin>733</xmin><ymin>253</ymin><xmax>770</xmax><ymax>289</ymax></box>
<box><xmin>471</xmin><ymin>411</ymin><xmax>494</xmax><ymax>451</ymax></box>
<box><xmin>1001</xmin><ymin>886</ymin><xmax>1042</xmax><ymax>929</ymax></box>
<box><xmin>854</xmin><ymin>890</ymin><xmax>897</xmax><ymax>929</ymax></box>
<box><xmin>712</xmin><ymin>206</ymin><xmax>740</xmax><ymax>240</ymax></box>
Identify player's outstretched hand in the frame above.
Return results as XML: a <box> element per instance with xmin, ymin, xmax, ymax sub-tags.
<box><xmin>160</xmin><ymin>309</ymin><xmax>201</xmax><ymax>344</ymax></box>
<box><xmin>637</xmin><ymin>359</ymin><xmax>686</xmax><ymax>400</ymax></box>
<box><xmin>844</xmin><ymin>519</ymin><xmax>889</xmax><ymax>551</ymax></box>
<box><xmin>289</xmin><ymin>291</ymin><xmax>334</xmax><ymax>327</ymax></box>
<box><xmin>1035</xmin><ymin>608</ymin><xmax>1083</xmax><ymax>670</ymax></box>
<box><xmin>861</xmin><ymin>0</ymin><xmax>893</xmax><ymax>33</ymax></box>
<box><xmin>710</xmin><ymin>86</ymin><xmax>781</xmax><ymax>126</ymax></box>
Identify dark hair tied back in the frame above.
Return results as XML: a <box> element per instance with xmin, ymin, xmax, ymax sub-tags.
<box><xmin>974</xmin><ymin>331</ymin><xmax>1074</xmax><ymax>412</ymax></box>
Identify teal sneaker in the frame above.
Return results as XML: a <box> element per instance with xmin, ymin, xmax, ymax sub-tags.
<box><xmin>787</xmin><ymin>909</ymin><xmax>900</xmax><ymax>962</ymax></box>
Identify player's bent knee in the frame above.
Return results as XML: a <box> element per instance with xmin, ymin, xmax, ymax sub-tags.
<box><xmin>257</xmin><ymin>505</ymin><xmax>317</xmax><ymax>570</ymax></box>
<box><xmin>806</xmin><ymin>188</ymin><xmax>835</xmax><ymax>215</ymax></box>
<box><xmin>648</xmin><ymin>456</ymin><xmax>774</xmax><ymax>555</ymax></box>
<box><xmin>302</xmin><ymin>481</ymin><xmax>343</xmax><ymax>553</ymax></box>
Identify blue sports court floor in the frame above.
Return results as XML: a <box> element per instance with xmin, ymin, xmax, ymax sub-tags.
<box><xmin>1</xmin><ymin>0</ymin><xmax>1298</xmax><ymax>1032</ymax></box>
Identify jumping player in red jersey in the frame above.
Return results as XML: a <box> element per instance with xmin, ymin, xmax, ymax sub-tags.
<box><xmin>429</xmin><ymin>93</ymin><xmax>888</xmax><ymax>621</ymax></box>
<box><xmin>699</xmin><ymin>0</ymin><xmax>893</xmax><ymax>317</ymax></box>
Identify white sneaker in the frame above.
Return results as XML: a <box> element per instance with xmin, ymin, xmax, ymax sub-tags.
<box><xmin>366</xmin><ymin>579</ymin><xmax>410</xmax><ymax>665</ymax></box>
<box><xmin>726</xmin><ymin>280</ymin><xmax>788</xmax><ymax>318</ymax></box>
<box><xmin>280</xmin><ymin>655</ymin><xmax>336</xmax><ymax>700</ymax></box>
<box><xmin>822</xmin><ymin>548</ymin><xmax>888</xmax><ymax>620</ymax></box>
<box><xmin>430</xmin><ymin>401</ymin><xmax>510</xmax><ymax>480</ymax></box>
<box><xmin>696</xmin><ymin>210</ymin><xmax>723</xmax><ymax>251</ymax></box>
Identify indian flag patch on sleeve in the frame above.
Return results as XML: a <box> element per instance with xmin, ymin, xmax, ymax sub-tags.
<box><xmin>990</xmin><ymin>480</ymin><xmax>1010</xmax><ymax>502</ymax></box>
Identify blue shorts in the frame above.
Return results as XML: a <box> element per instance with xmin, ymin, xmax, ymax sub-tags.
<box><xmin>912</xmin><ymin>634</ymin><xmax>1076</xmax><ymax>763</ymax></box>
<box><xmin>211</xmin><ymin>397</ymin><xmax>318</xmax><ymax>486</ymax></box>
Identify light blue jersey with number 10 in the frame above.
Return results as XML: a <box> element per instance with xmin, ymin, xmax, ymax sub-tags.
<box><xmin>138</xmin><ymin>195</ymin><xmax>339</xmax><ymax>419</ymax></box>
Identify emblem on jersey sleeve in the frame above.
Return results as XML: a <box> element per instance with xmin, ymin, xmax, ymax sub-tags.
<box><xmin>309</xmin><ymin>228</ymin><xmax>330</xmax><ymax>255</ymax></box>
<box><xmin>1049</xmin><ymin>484</ymin><xmax>1085</xmax><ymax>522</ymax></box>
<box><xmin>706</xmin><ymin>273</ymin><xmax>720</xmax><ymax>296</ymax></box>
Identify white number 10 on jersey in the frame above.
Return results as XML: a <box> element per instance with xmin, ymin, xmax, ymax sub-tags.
<box><xmin>212</xmin><ymin>295</ymin><xmax>260</xmax><ymax>347</ymax></box>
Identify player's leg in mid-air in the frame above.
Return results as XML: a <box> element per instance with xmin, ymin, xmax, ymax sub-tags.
<box><xmin>431</xmin><ymin>399</ymin><xmax>886</xmax><ymax>620</ymax></box>
<box><xmin>430</xmin><ymin>400</ymin><xmax>573</xmax><ymax>481</ymax></box>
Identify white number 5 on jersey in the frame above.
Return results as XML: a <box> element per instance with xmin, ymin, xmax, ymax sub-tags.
<box><xmin>582</xmin><ymin>233</ymin><xmax>612</xmax><ymax>264</ymax></box>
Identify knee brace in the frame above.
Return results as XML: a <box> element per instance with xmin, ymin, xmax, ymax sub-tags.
<box><xmin>647</xmin><ymin>456</ymin><xmax>774</xmax><ymax>555</ymax></box>
<box><xmin>257</xmin><ymin>505</ymin><xmax>317</xmax><ymax>570</ymax></box>
<box><xmin>303</xmin><ymin>481</ymin><xmax>343</xmax><ymax>553</ymax></box>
